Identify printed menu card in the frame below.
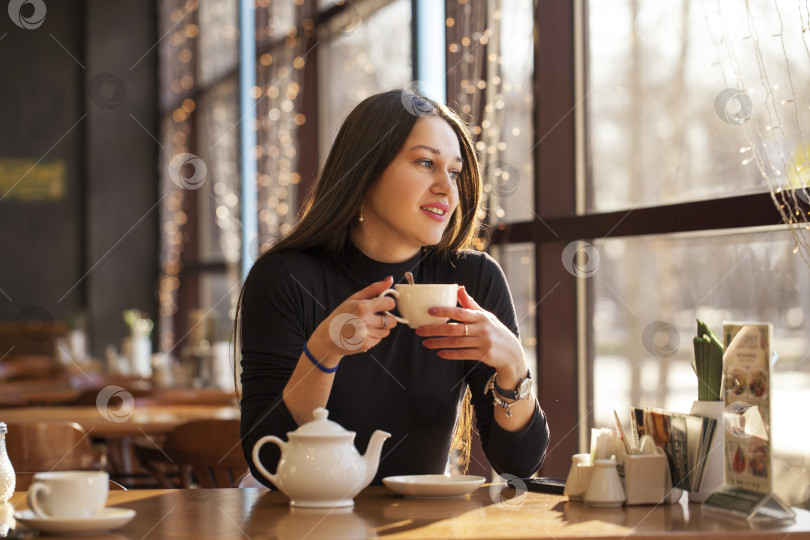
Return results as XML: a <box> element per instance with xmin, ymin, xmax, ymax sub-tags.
<box><xmin>722</xmin><ymin>322</ymin><xmax>772</xmax><ymax>493</ymax></box>
<box><xmin>704</xmin><ymin>322</ymin><xmax>794</xmax><ymax>522</ymax></box>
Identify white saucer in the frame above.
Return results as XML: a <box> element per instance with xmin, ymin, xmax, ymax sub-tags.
<box><xmin>383</xmin><ymin>474</ymin><xmax>486</xmax><ymax>498</ymax></box>
<box><xmin>14</xmin><ymin>507</ymin><xmax>136</xmax><ymax>535</ymax></box>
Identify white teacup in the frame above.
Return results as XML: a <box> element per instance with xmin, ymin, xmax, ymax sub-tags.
<box><xmin>377</xmin><ymin>284</ymin><xmax>459</xmax><ymax>329</ymax></box>
<box><xmin>26</xmin><ymin>471</ymin><xmax>109</xmax><ymax>519</ymax></box>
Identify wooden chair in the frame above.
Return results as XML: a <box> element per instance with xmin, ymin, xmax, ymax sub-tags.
<box><xmin>13</xmin><ymin>472</ymin><xmax>126</xmax><ymax>491</ymax></box>
<box><xmin>5</xmin><ymin>421</ymin><xmax>105</xmax><ymax>472</ymax></box>
<box><xmin>134</xmin><ymin>418</ymin><xmax>247</xmax><ymax>488</ymax></box>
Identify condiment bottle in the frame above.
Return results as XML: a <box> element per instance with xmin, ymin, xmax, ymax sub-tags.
<box><xmin>583</xmin><ymin>459</ymin><xmax>625</xmax><ymax>508</ymax></box>
<box><xmin>563</xmin><ymin>453</ymin><xmax>592</xmax><ymax>501</ymax></box>
<box><xmin>0</xmin><ymin>422</ymin><xmax>15</xmax><ymax>503</ymax></box>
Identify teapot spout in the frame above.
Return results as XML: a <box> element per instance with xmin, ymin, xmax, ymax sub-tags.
<box><xmin>361</xmin><ymin>430</ymin><xmax>391</xmax><ymax>487</ymax></box>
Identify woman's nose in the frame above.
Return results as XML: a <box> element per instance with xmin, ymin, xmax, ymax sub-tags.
<box><xmin>432</xmin><ymin>170</ymin><xmax>454</xmax><ymax>193</ymax></box>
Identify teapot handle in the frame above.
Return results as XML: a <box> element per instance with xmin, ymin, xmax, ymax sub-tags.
<box><xmin>252</xmin><ymin>435</ymin><xmax>286</xmax><ymax>486</ymax></box>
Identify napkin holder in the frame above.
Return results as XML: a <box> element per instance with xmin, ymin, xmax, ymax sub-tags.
<box><xmin>617</xmin><ymin>440</ymin><xmax>681</xmax><ymax>505</ymax></box>
<box><xmin>621</xmin><ymin>453</ymin><xmax>667</xmax><ymax>505</ymax></box>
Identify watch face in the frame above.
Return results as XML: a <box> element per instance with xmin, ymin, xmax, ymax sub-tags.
<box><xmin>517</xmin><ymin>378</ymin><xmax>532</xmax><ymax>400</ymax></box>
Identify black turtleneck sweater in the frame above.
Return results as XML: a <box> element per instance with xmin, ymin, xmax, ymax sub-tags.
<box><xmin>240</xmin><ymin>243</ymin><xmax>549</xmax><ymax>486</ymax></box>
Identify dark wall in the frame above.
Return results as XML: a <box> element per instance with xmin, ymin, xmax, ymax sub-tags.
<box><xmin>0</xmin><ymin>1</ymin><xmax>85</xmax><ymax>325</ymax></box>
<box><xmin>0</xmin><ymin>1</ymin><xmax>159</xmax><ymax>357</ymax></box>
<box><xmin>84</xmin><ymin>0</ymin><xmax>159</xmax><ymax>357</ymax></box>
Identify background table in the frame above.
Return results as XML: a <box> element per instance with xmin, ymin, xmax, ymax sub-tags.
<box><xmin>0</xmin><ymin>377</ymin><xmax>238</xmax><ymax>407</ymax></box>
<box><xmin>7</xmin><ymin>486</ymin><xmax>810</xmax><ymax>539</ymax></box>
<box><xmin>0</xmin><ymin>404</ymin><xmax>239</xmax><ymax>438</ymax></box>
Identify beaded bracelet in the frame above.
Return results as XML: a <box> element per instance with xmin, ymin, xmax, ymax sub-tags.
<box><xmin>492</xmin><ymin>391</ymin><xmax>514</xmax><ymax>417</ymax></box>
<box><xmin>485</xmin><ymin>373</ymin><xmax>517</xmax><ymax>418</ymax></box>
<box><xmin>303</xmin><ymin>343</ymin><xmax>339</xmax><ymax>373</ymax></box>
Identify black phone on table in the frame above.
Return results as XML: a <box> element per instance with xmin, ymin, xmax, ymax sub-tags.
<box><xmin>506</xmin><ymin>476</ymin><xmax>566</xmax><ymax>494</ymax></box>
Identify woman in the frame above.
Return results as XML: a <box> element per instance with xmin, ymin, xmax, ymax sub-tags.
<box><xmin>238</xmin><ymin>89</ymin><xmax>549</xmax><ymax>486</ymax></box>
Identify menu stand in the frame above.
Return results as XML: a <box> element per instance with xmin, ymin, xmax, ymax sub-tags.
<box><xmin>703</xmin><ymin>322</ymin><xmax>795</xmax><ymax>523</ymax></box>
<box><xmin>705</xmin><ymin>485</ymin><xmax>795</xmax><ymax>522</ymax></box>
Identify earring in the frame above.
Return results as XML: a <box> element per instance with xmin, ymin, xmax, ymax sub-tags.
<box><xmin>358</xmin><ymin>204</ymin><xmax>364</xmax><ymax>222</ymax></box>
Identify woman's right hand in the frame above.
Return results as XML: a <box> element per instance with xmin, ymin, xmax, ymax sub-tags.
<box><xmin>310</xmin><ymin>276</ymin><xmax>398</xmax><ymax>358</ymax></box>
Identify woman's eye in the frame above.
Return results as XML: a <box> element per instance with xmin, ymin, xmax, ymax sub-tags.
<box><xmin>416</xmin><ymin>160</ymin><xmax>459</xmax><ymax>181</ymax></box>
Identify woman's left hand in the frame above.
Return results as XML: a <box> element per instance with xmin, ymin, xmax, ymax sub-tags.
<box><xmin>415</xmin><ymin>286</ymin><xmax>525</xmax><ymax>379</ymax></box>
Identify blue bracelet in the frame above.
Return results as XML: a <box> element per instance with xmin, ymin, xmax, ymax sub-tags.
<box><xmin>303</xmin><ymin>343</ymin><xmax>339</xmax><ymax>373</ymax></box>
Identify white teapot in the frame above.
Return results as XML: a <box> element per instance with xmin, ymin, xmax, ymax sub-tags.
<box><xmin>252</xmin><ymin>407</ymin><xmax>391</xmax><ymax>508</ymax></box>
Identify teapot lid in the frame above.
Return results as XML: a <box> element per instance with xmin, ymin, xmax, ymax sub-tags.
<box><xmin>292</xmin><ymin>408</ymin><xmax>354</xmax><ymax>437</ymax></box>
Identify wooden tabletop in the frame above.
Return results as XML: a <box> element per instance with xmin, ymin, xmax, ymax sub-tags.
<box><xmin>6</xmin><ymin>486</ymin><xmax>810</xmax><ymax>539</ymax></box>
<box><xmin>0</xmin><ymin>375</ymin><xmax>238</xmax><ymax>406</ymax></box>
<box><xmin>0</xmin><ymin>403</ymin><xmax>240</xmax><ymax>438</ymax></box>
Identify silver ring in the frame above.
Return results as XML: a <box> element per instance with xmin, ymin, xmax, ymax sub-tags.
<box><xmin>380</xmin><ymin>313</ymin><xmax>387</xmax><ymax>329</ymax></box>
<box><xmin>463</xmin><ymin>323</ymin><xmax>469</xmax><ymax>336</ymax></box>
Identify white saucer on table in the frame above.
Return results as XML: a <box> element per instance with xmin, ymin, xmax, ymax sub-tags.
<box><xmin>383</xmin><ymin>474</ymin><xmax>485</xmax><ymax>498</ymax></box>
<box><xmin>14</xmin><ymin>507</ymin><xmax>136</xmax><ymax>535</ymax></box>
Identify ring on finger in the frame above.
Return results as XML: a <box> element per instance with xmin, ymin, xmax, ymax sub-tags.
<box><xmin>380</xmin><ymin>313</ymin><xmax>388</xmax><ymax>329</ymax></box>
<box><xmin>463</xmin><ymin>323</ymin><xmax>469</xmax><ymax>337</ymax></box>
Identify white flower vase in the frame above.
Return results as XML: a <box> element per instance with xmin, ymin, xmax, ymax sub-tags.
<box><xmin>131</xmin><ymin>334</ymin><xmax>153</xmax><ymax>377</ymax></box>
<box><xmin>211</xmin><ymin>341</ymin><xmax>233</xmax><ymax>390</ymax></box>
<box><xmin>688</xmin><ymin>400</ymin><xmax>725</xmax><ymax>503</ymax></box>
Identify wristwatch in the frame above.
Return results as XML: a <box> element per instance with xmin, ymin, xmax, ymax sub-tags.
<box><xmin>492</xmin><ymin>370</ymin><xmax>532</xmax><ymax>401</ymax></box>
<box><xmin>484</xmin><ymin>370</ymin><xmax>532</xmax><ymax>418</ymax></box>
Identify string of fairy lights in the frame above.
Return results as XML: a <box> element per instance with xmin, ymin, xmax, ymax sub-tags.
<box><xmin>158</xmin><ymin>0</ymin><xmax>200</xmax><ymax>353</ymax></box>
<box><xmin>446</xmin><ymin>0</ymin><xmax>535</xmax><ymax>249</ymax></box>
<box><xmin>254</xmin><ymin>17</ymin><xmax>305</xmax><ymax>257</ymax></box>
<box><xmin>448</xmin><ymin>0</ymin><xmax>499</xmax><ymax>252</ymax></box>
<box><xmin>702</xmin><ymin>0</ymin><xmax>810</xmax><ymax>265</ymax></box>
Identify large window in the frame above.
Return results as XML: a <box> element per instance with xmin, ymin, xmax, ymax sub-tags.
<box><xmin>317</xmin><ymin>0</ymin><xmax>412</xmax><ymax>158</ymax></box>
<box><xmin>157</xmin><ymin>0</ymin><xmax>240</xmax><ymax>360</ymax></box>
<box><xmin>588</xmin><ymin>0</ymin><xmax>810</xmax><ymax>212</ymax></box>
<box><xmin>585</xmin><ymin>0</ymin><xmax>810</xmax><ymax>506</ymax></box>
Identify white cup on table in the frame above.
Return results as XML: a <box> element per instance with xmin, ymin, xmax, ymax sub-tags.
<box><xmin>26</xmin><ymin>471</ymin><xmax>109</xmax><ymax>520</ymax></box>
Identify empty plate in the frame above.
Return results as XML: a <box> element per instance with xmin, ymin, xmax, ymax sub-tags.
<box><xmin>383</xmin><ymin>474</ymin><xmax>486</xmax><ymax>498</ymax></box>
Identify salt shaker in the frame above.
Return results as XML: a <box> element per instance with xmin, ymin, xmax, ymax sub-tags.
<box><xmin>0</xmin><ymin>422</ymin><xmax>15</xmax><ymax>503</ymax></box>
<box><xmin>563</xmin><ymin>453</ymin><xmax>592</xmax><ymax>501</ymax></box>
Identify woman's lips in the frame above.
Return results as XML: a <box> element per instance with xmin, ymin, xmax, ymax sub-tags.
<box><xmin>420</xmin><ymin>207</ymin><xmax>446</xmax><ymax>222</ymax></box>
<box><xmin>419</xmin><ymin>202</ymin><xmax>450</xmax><ymax>222</ymax></box>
